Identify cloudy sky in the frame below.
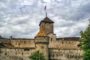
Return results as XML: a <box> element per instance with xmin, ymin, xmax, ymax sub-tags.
<box><xmin>0</xmin><ymin>0</ymin><xmax>90</xmax><ymax>38</ymax></box>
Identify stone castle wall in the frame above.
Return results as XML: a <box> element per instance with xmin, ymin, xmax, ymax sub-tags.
<box><xmin>49</xmin><ymin>40</ymin><xmax>80</xmax><ymax>49</ymax></box>
<box><xmin>10</xmin><ymin>39</ymin><xmax>35</xmax><ymax>48</ymax></box>
<box><xmin>0</xmin><ymin>48</ymin><xmax>35</xmax><ymax>57</ymax></box>
<box><xmin>0</xmin><ymin>48</ymin><xmax>36</xmax><ymax>60</ymax></box>
<box><xmin>49</xmin><ymin>49</ymin><xmax>83</xmax><ymax>60</ymax></box>
<box><xmin>0</xmin><ymin>37</ymin><xmax>83</xmax><ymax>60</ymax></box>
<box><xmin>0</xmin><ymin>34</ymin><xmax>82</xmax><ymax>60</ymax></box>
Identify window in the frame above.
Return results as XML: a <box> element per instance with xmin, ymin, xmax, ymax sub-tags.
<box><xmin>77</xmin><ymin>44</ymin><xmax>81</xmax><ymax>47</ymax></box>
<box><xmin>24</xmin><ymin>48</ymin><xmax>30</xmax><ymax>51</ymax></box>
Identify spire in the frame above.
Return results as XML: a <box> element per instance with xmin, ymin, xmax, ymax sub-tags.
<box><xmin>44</xmin><ymin>5</ymin><xmax>47</xmax><ymax>17</ymax></box>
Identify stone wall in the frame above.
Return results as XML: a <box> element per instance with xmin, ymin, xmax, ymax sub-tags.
<box><xmin>49</xmin><ymin>49</ymin><xmax>83</xmax><ymax>60</ymax></box>
<box><xmin>49</xmin><ymin>38</ymin><xmax>80</xmax><ymax>50</ymax></box>
<box><xmin>0</xmin><ymin>37</ymin><xmax>83</xmax><ymax>60</ymax></box>
<box><xmin>35</xmin><ymin>36</ymin><xmax>49</xmax><ymax>60</ymax></box>
<box><xmin>0</xmin><ymin>48</ymin><xmax>36</xmax><ymax>60</ymax></box>
<box><xmin>0</xmin><ymin>48</ymin><xmax>35</xmax><ymax>57</ymax></box>
<box><xmin>11</xmin><ymin>40</ymin><xmax>35</xmax><ymax>48</ymax></box>
<box><xmin>0</xmin><ymin>55</ymin><xmax>23</xmax><ymax>60</ymax></box>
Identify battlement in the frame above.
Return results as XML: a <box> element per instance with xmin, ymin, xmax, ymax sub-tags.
<box><xmin>35</xmin><ymin>36</ymin><xmax>49</xmax><ymax>44</ymax></box>
<box><xmin>56</xmin><ymin>37</ymin><xmax>80</xmax><ymax>41</ymax></box>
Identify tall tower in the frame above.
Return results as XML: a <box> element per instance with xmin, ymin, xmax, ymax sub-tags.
<box><xmin>36</xmin><ymin>6</ymin><xmax>54</xmax><ymax>37</ymax></box>
<box><xmin>34</xmin><ymin>6</ymin><xmax>54</xmax><ymax>60</ymax></box>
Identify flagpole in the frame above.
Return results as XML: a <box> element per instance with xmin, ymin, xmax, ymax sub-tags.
<box><xmin>44</xmin><ymin>5</ymin><xmax>47</xmax><ymax>17</ymax></box>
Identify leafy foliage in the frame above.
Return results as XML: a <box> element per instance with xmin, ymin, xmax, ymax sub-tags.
<box><xmin>84</xmin><ymin>49</ymin><xmax>90</xmax><ymax>60</ymax></box>
<box><xmin>29</xmin><ymin>51</ymin><xmax>46</xmax><ymax>60</ymax></box>
<box><xmin>80</xmin><ymin>22</ymin><xmax>90</xmax><ymax>60</ymax></box>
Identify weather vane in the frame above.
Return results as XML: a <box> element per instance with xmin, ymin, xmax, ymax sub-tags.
<box><xmin>44</xmin><ymin>5</ymin><xmax>47</xmax><ymax>17</ymax></box>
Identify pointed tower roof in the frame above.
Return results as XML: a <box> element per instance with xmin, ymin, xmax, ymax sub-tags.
<box><xmin>42</xmin><ymin>17</ymin><xmax>54</xmax><ymax>23</ymax></box>
<box><xmin>39</xmin><ymin>17</ymin><xmax>54</xmax><ymax>26</ymax></box>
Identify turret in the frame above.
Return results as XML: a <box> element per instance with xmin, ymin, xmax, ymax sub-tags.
<box><xmin>36</xmin><ymin>17</ymin><xmax>54</xmax><ymax>37</ymax></box>
<box><xmin>35</xmin><ymin>16</ymin><xmax>54</xmax><ymax>60</ymax></box>
<box><xmin>34</xmin><ymin>6</ymin><xmax>55</xmax><ymax>60</ymax></box>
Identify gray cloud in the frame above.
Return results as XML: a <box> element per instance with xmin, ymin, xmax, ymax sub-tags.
<box><xmin>0</xmin><ymin>0</ymin><xmax>89</xmax><ymax>38</ymax></box>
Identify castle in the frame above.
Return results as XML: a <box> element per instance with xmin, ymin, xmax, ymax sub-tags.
<box><xmin>0</xmin><ymin>16</ymin><xmax>83</xmax><ymax>60</ymax></box>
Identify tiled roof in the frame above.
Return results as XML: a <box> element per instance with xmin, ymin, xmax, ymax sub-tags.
<box><xmin>42</xmin><ymin>17</ymin><xmax>54</xmax><ymax>23</ymax></box>
<box><xmin>56</xmin><ymin>37</ymin><xmax>80</xmax><ymax>41</ymax></box>
<box><xmin>39</xmin><ymin>17</ymin><xmax>54</xmax><ymax>25</ymax></box>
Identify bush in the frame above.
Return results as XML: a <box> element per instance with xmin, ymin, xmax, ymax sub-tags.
<box><xmin>29</xmin><ymin>51</ymin><xmax>45</xmax><ymax>60</ymax></box>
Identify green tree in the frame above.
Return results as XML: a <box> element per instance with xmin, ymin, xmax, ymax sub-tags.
<box><xmin>80</xmin><ymin>21</ymin><xmax>90</xmax><ymax>60</ymax></box>
<box><xmin>29</xmin><ymin>51</ymin><xmax>46</xmax><ymax>60</ymax></box>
